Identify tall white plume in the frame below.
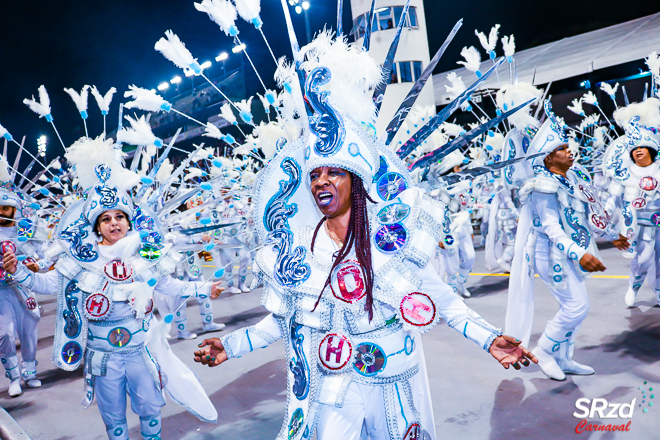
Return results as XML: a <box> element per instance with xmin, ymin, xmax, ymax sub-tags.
<box><xmin>646</xmin><ymin>51</ymin><xmax>660</xmax><ymax>79</ymax></box>
<box><xmin>567</xmin><ymin>98</ymin><xmax>584</xmax><ymax>116</ymax></box>
<box><xmin>155</xmin><ymin>30</ymin><xmax>197</xmax><ymax>71</ymax></box>
<box><xmin>156</xmin><ymin>158</ymin><xmax>174</xmax><ymax>181</ymax></box>
<box><xmin>501</xmin><ymin>35</ymin><xmax>515</xmax><ymax>58</ymax></box>
<box><xmin>445</xmin><ymin>72</ymin><xmax>466</xmax><ymax>100</ymax></box>
<box><xmin>593</xmin><ymin>126</ymin><xmax>608</xmax><ymax>149</ymax></box>
<box><xmin>599</xmin><ymin>82</ymin><xmax>619</xmax><ymax>98</ymax></box>
<box><xmin>117</xmin><ymin>115</ymin><xmax>160</xmax><ymax>146</ymax></box>
<box><xmin>90</xmin><ymin>86</ymin><xmax>117</xmax><ymax>113</ymax></box>
<box><xmin>234</xmin><ymin>0</ymin><xmax>261</xmax><ymax>22</ymax></box>
<box><xmin>124</xmin><ymin>86</ymin><xmax>170</xmax><ymax>112</ymax></box>
<box><xmin>475</xmin><ymin>24</ymin><xmax>500</xmax><ymax>54</ymax></box>
<box><xmin>235</xmin><ymin>96</ymin><xmax>253</xmax><ymax>115</ymax></box>
<box><xmin>219</xmin><ymin>102</ymin><xmax>237</xmax><ymax>124</ymax></box>
<box><xmin>495</xmin><ymin>82</ymin><xmax>542</xmax><ymax>129</ymax></box>
<box><xmin>203</xmin><ymin>123</ymin><xmax>224</xmax><ymax>140</ymax></box>
<box><xmin>257</xmin><ymin>92</ymin><xmax>272</xmax><ymax>113</ymax></box>
<box><xmin>582</xmin><ymin>90</ymin><xmax>599</xmax><ymax>105</ymax></box>
<box><xmin>23</xmin><ymin>85</ymin><xmax>51</xmax><ymax>118</ymax></box>
<box><xmin>194</xmin><ymin>0</ymin><xmax>238</xmax><ymax>37</ymax></box>
<box><xmin>457</xmin><ymin>46</ymin><xmax>481</xmax><ymax>73</ymax></box>
<box><xmin>63</xmin><ymin>85</ymin><xmax>90</xmax><ymax>113</ymax></box>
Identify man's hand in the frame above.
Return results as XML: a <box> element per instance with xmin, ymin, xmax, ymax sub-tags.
<box><xmin>438</xmin><ymin>241</ymin><xmax>445</xmax><ymax>249</ymax></box>
<box><xmin>2</xmin><ymin>251</ymin><xmax>18</xmax><ymax>274</ymax></box>
<box><xmin>202</xmin><ymin>234</ymin><xmax>212</xmax><ymax>243</ymax></box>
<box><xmin>210</xmin><ymin>282</ymin><xmax>224</xmax><ymax>299</ymax></box>
<box><xmin>612</xmin><ymin>234</ymin><xmax>630</xmax><ymax>251</ymax></box>
<box><xmin>194</xmin><ymin>338</ymin><xmax>228</xmax><ymax>367</ymax></box>
<box><xmin>579</xmin><ymin>253</ymin><xmax>606</xmax><ymax>272</ymax></box>
<box><xmin>489</xmin><ymin>335</ymin><xmax>538</xmax><ymax>370</ymax></box>
<box><xmin>25</xmin><ymin>262</ymin><xmax>39</xmax><ymax>273</ymax></box>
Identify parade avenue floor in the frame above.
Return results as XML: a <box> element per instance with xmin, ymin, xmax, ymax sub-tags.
<box><xmin>1</xmin><ymin>241</ymin><xmax>658</xmax><ymax>439</ymax></box>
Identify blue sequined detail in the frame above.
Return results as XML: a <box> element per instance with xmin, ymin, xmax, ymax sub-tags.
<box><xmin>553</xmin><ymin>275</ymin><xmax>562</xmax><ymax>283</ymax></box>
<box><xmin>264</xmin><ymin>158</ymin><xmax>301</xmax><ymax>232</ymax></box>
<box><xmin>289</xmin><ymin>321</ymin><xmax>310</xmax><ymax>400</ymax></box>
<box><xmin>94</xmin><ymin>165</ymin><xmax>118</xmax><ymax>208</ymax></box>
<box><xmin>564</xmin><ymin>208</ymin><xmax>590</xmax><ymax>248</ymax></box>
<box><xmin>553</xmin><ymin>264</ymin><xmax>561</xmax><ymax>272</ymax></box>
<box><xmin>622</xmin><ymin>201</ymin><xmax>633</xmax><ymax>227</ymax></box>
<box><xmin>372</xmin><ymin>156</ymin><xmax>388</xmax><ymax>183</ymax></box>
<box><xmin>305</xmin><ymin>67</ymin><xmax>345</xmax><ymax>157</ymax></box>
<box><xmin>59</xmin><ymin>213</ymin><xmax>98</xmax><ymax>262</ymax></box>
<box><xmin>269</xmin><ymin>229</ymin><xmax>310</xmax><ymax>287</ymax></box>
<box><xmin>63</xmin><ymin>280</ymin><xmax>82</xmax><ymax>339</ymax></box>
<box><xmin>557</xmin><ymin>243</ymin><xmax>564</xmax><ymax>251</ymax></box>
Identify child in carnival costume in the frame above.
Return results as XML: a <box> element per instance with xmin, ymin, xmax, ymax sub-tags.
<box><xmin>505</xmin><ymin>101</ymin><xmax>629</xmax><ymax>381</ymax></box>
<box><xmin>195</xmin><ymin>32</ymin><xmax>536</xmax><ymax>440</ymax></box>
<box><xmin>601</xmin><ymin>98</ymin><xmax>660</xmax><ymax>307</ymax></box>
<box><xmin>3</xmin><ymin>135</ymin><xmax>220</xmax><ymax>439</ymax></box>
<box><xmin>0</xmin><ymin>156</ymin><xmax>50</xmax><ymax>397</ymax></box>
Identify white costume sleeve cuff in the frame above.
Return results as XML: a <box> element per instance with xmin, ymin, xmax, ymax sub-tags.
<box><xmin>220</xmin><ymin>314</ymin><xmax>282</xmax><ymax>360</ymax></box>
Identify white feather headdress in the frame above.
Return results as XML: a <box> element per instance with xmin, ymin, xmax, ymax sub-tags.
<box><xmin>613</xmin><ymin>98</ymin><xmax>660</xmax><ymax>128</ymax></box>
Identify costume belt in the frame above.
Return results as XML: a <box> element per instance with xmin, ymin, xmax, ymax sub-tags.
<box><xmin>87</xmin><ymin>314</ymin><xmax>151</xmax><ymax>352</ymax></box>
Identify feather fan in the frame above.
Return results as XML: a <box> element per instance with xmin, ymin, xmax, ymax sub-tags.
<box><xmin>219</xmin><ymin>103</ymin><xmax>237</xmax><ymax>125</ymax></box>
<box><xmin>63</xmin><ymin>85</ymin><xmax>90</xmax><ymax>113</ymax></box>
<box><xmin>475</xmin><ymin>24</ymin><xmax>500</xmax><ymax>55</ymax></box>
<box><xmin>234</xmin><ymin>0</ymin><xmax>260</xmax><ymax>22</ymax></box>
<box><xmin>599</xmin><ymin>83</ymin><xmax>618</xmax><ymax>99</ymax></box>
<box><xmin>124</xmin><ymin>86</ymin><xmax>171</xmax><ymax>112</ymax></box>
<box><xmin>23</xmin><ymin>85</ymin><xmax>51</xmax><ymax>118</ymax></box>
<box><xmin>567</xmin><ymin>98</ymin><xmax>584</xmax><ymax>116</ymax></box>
<box><xmin>155</xmin><ymin>30</ymin><xmax>198</xmax><ymax>72</ymax></box>
<box><xmin>495</xmin><ymin>82</ymin><xmax>542</xmax><ymax>129</ymax></box>
<box><xmin>203</xmin><ymin>123</ymin><xmax>224</xmax><ymax>140</ymax></box>
<box><xmin>0</xmin><ymin>123</ymin><xmax>8</xmax><ymax>139</ymax></box>
<box><xmin>90</xmin><ymin>86</ymin><xmax>117</xmax><ymax>113</ymax></box>
<box><xmin>501</xmin><ymin>35</ymin><xmax>515</xmax><ymax>58</ymax></box>
<box><xmin>582</xmin><ymin>90</ymin><xmax>598</xmax><ymax>105</ymax></box>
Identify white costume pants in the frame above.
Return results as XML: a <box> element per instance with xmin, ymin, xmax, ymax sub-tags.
<box><xmin>155</xmin><ymin>274</ymin><xmax>216</xmax><ymax>332</ymax></box>
<box><xmin>0</xmin><ymin>292</ymin><xmax>39</xmax><ymax>379</ymax></box>
<box><xmin>95</xmin><ymin>350</ymin><xmax>164</xmax><ymax>440</ymax></box>
<box><xmin>629</xmin><ymin>226</ymin><xmax>660</xmax><ymax>292</ymax></box>
<box><xmin>216</xmin><ymin>247</ymin><xmax>250</xmax><ymax>286</ymax></box>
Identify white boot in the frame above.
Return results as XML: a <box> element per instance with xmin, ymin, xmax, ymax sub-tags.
<box><xmin>21</xmin><ymin>361</ymin><xmax>41</xmax><ymax>388</ymax></box>
<box><xmin>624</xmin><ymin>286</ymin><xmax>638</xmax><ymax>308</ymax></box>
<box><xmin>177</xmin><ymin>330</ymin><xmax>197</xmax><ymax>340</ymax></box>
<box><xmin>2</xmin><ymin>355</ymin><xmax>23</xmax><ymax>396</ymax></box>
<box><xmin>238</xmin><ymin>280</ymin><xmax>250</xmax><ymax>293</ymax></box>
<box><xmin>532</xmin><ymin>325</ymin><xmax>568</xmax><ymax>381</ymax></box>
<box><xmin>497</xmin><ymin>257</ymin><xmax>512</xmax><ymax>273</ymax></box>
<box><xmin>558</xmin><ymin>333</ymin><xmax>594</xmax><ymax>375</ymax></box>
<box><xmin>202</xmin><ymin>322</ymin><xmax>226</xmax><ymax>333</ymax></box>
<box><xmin>457</xmin><ymin>272</ymin><xmax>471</xmax><ymax>297</ymax></box>
<box><xmin>227</xmin><ymin>285</ymin><xmax>241</xmax><ymax>294</ymax></box>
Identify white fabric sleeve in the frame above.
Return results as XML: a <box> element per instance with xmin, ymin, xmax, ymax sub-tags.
<box><xmin>154</xmin><ymin>275</ymin><xmax>210</xmax><ymax>299</ymax></box>
<box><xmin>13</xmin><ymin>266</ymin><xmax>58</xmax><ymax>295</ymax></box>
<box><xmin>417</xmin><ymin>262</ymin><xmax>502</xmax><ymax>351</ymax></box>
<box><xmin>502</xmin><ymin>191</ymin><xmax>519</xmax><ymax>217</ymax></box>
<box><xmin>532</xmin><ymin>192</ymin><xmax>587</xmax><ymax>263</ymax></box>
<box><xmin>220</xmin><ymin>313</ymin><xmax>282</xmax><ymax>360</ymax></box>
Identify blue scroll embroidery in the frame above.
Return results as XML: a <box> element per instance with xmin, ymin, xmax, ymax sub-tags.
<box><xmin>606</xmin><ymin>142</ymin><xmax>630</xmax><ymax>181</ymax></box>
<box><xmin>264</xmin><ymin>158</ymin><xmax>301</xmax><ymax>232</ymax></box>
<box><xmin>305</xmin><ymin>67</ymin><xmax>345</xmax><ymax>157</ymax></box>
<box><xmin>289</xmin><ymin>320</ymin><xmax>310</xmax><ymax>400</ymax></box>
<box><xmin>59</xmin><ymin>213</ymin><xmax>98</xmax><ymax>262</ymax></box>
<box><xmin>94</xmin><ymin>165</ymin><xmax>118</xmax><ymax>208</ymax></box>
<box><xmin>504</xmin><ymin>138</ymin><xmax>516</xmax><ymax>185</ymax></box>
<box><xmin>63</xmin><ymin>280</ymin><xmax>82</xmax><ymax>339</ymax></box>
<box><xmin>443</xmin><ymin>207</ymin><xmax>451</xmax><ymax>234</ymax></box>
<box><xmin>564</xmin><ymin>208</ymin><xmax>590</xmax><ymax>248</ymax></box>
<box><xmin>622</xmin><ymin>201</ymin><xmax>633</xmax><ymax>227</ymax></box>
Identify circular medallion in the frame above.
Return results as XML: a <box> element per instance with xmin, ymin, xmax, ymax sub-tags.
<box><xmin>189</xmin><ymin>264</ymin><xmax>202</xmax><ymax>278</ymax></box>
<box><xmin>318</xmin><ymin>333</ymin><xmax>353</xmax><ymax>371</ymax></box>
<box><xmin>61</xmin><ymin>341</ymin><xmax>82</xmax><ymax>365</ymax></box>
<box><xmin>652</xmin><ymin>213</ymin><xmax>660</xmax><ymax>226</ymax></box>
<box><xmin>377</xmin><ymin>203</ymin><xmax>411</xmax><ymax>224</ymax></box>
<box><xmin>353</xmin><ymin>343</ymin><xmax>387</xmax><ymax>376</ymax></box>
<box><xmin>85</xmin><ymin>293</ymin><xmax>111</xmax><ymax>318</ymax></box>
<box><xmin>400</xmin><ymin>293</ymin><xmax>436</xmax><ymax>327</ymax></box>
<box><xmin>330</xmin><ymin>260</ymin><xmax>366</xmax><ymax>304</ymax></box>
<box><xmin>404</xmin><ymin>335</ymin><xmax>415</xmax><ymax>355</ymax></box>
<box><xmin>104</xmin><ymin>260</ymin><xmax>133</xmax><ymax>281</ymax></box>
<box><xmin>288</xmin><ymin>408</ymin><xmax>304</xmax><ymax>440</ymax></box>
<box><xmin>626</xmin><ymin>228</ymin><xmax>635</xmax><ymax>238</ymax></box>
<box><xmin>403</xmin><ymin>423</ymin><xmax>423</xmax><ymax>440</ymax></box>
<box><xmin>590</xmin><ymin>214</ymin><xmax>608</xmax><ymax>230</ymax></box>
<box><xmin>0</xmin><ymin>240</ymin><xmax>16</xmax><ymax>255</ymax></box>
<box><xmin>578</xmin><ymin>185</ymin><xmax>596</xmax><ymax>203</ymax></box>
<box><xmin>139</xmin><ymin>245</ymin><xmax>162</xmax><ymax>261</ymax></box>
<box><xmin>444</xmin><ymin>235</ymin><xmax>455</xmax><ymax>246</ymax></box>
<box><xmin>632</xmin><ymin>197</ymin><xmax>647</xmax><ymax>209</ymax></box>
<box><xmin>374</xmin><ymin>223</ymin><xmax>407</xmax><ymax>254</ymax></box>
<box><xmin>377</xmin><ymin>172</ymin><xmax>408</xmax><ymax>201</ymax></box>
<box><xmin>108</xmin><ymin>327</ymin><xmax>132</xmax><ymax>348</ymax></box>
<box><xmin>459</xmin><ymin>194</ymin><xmax>467</xmax><ymax>206</ymax></box>
<box><xmin>26</xmin><ymin>297</ymin><xmax>37</xmax><ymax>310</ymax></box>
<box><xmin>639</xmin><ymin>176</ymin><xmax>658</xmax><ymax>191</ymax></box>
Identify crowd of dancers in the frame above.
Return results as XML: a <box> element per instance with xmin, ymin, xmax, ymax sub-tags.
<box><xmin>1</xmin><ymin>0</ymin><xmax>659</xmax><ymax>439</ymax></box>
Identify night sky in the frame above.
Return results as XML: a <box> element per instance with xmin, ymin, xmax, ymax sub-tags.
<box><xmin>0</xmin><ymin>0</ymin><xmax>657</xmax><ymax>162</ymax></box>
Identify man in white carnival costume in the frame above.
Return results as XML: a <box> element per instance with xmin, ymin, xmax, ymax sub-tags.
<box><xmin>3</xmin><ymin>137</ymin><xmax>221</xmax><ymax>440</ymax></box>
<box><xmin>602</xmin><ymin>98</ymin><xmax>660</xmax><ymax>307</ymax></box>
<box><xmin>194</xmin><ymin>33</ymin><xmax>536</xmax><ymax>439</ymax></box>
<box><xmin>0</xmin><ymin>164</ymin><xmax>49</xmax><ymax>397</ymax></box>
<box><xmin>505</xmin><ymin>101</ymin><xmax>629</xmax><ymax>381</ymax></box>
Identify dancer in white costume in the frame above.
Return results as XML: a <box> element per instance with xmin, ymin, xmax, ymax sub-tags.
<box><xmin>601</xmin><ymin>98</ymin><xmax>660</xmax><ymax>307</ymax></box>
<box><xmin>505</xmin><ymin>101</ymin><xmax>629</xmax><ymax>381</ymax></box>
<box><xmin>2</xmin><ymin>136</ymin><xmax>220</xmax><ymax>440</ymax></box>
<box><xmin>0</xmin><ymin>169</ymin><xmax>49</xmax><ymax>397</ymax></box>
<box><xmin>194</xmin><ymin>27</ymin><xmax>537</xmax><ymax>438</ymax></box>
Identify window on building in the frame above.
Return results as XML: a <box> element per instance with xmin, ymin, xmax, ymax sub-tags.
<box><xmin>408</xmin><ymin>7</ymin><xmax>418</xmax><ymax>27</ymax></box>
<box><xmin>350</xmin><ymin>6</ymin><xmax>418</xmax><ymax>40</ymax></box>
<box><xmin>399</xmin><ymin>61</ymin><xmax>413</xmax><ymax>83</ymax></box>
<box><xmin>377</xmin><ymin>7</ymin><xmax>395</xmax><ymax>31</ymax></box>
<box><xmin>387</xmin><ymin>61</ymin><xmax>423</xmax><ymax>84</ymax></box>
<box><xmin>389</xmin><ymin>64</ymin><xmax>399</xmax><ymax>84</ymax></box>
<box><xmin>412</xmin><ymin>61</ymin><xmax>422</xmax><ymax>82</ymax></box>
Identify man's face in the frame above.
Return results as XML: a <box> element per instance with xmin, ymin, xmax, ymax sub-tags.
<box><xmin>544</xmin><ymin>144</ymin><xmax>573</xmax><ymax>173</ymax></box>
<box><xmin>0</xmin><ymin>206</ymin><xmax>16</xmax><ymax>227</ymax></box>
<box><xmin>310</xmin><ymin>167</ymin><xmax>352</xmax><ymax>219</ymax></box>
<box><xmin>632</xmin><ymin>147</ymin><xmax>653</xmax><ymax>167</ymax></box>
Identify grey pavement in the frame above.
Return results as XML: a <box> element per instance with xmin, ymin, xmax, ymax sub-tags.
<box><xmin>1</xmin><ymin>243</ymin><xmax>659</xmax><ymax>439</ymax></box>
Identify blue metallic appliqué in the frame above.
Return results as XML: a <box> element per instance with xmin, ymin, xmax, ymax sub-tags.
<box><xmin>504</xmin><ymin>138</ymin><xmax>516</xmax><ymax>185</ymax></box>
<box><xmin>443</xmin><ymin>207</ymin><xmax>451</xmax><ymax>234</ymax></box>
<box><xmin>289</xmin><ymin>320</ymin><xmax>310</xmax><ymax>400</ymax></box>
<box><xmin>606</xmin><ymin>142</ymin><xmax>630</xmax><ymax>181</ymax></box>
<box><xmin>622</xmin><ymin>201</ymin><xmax>633</xmax><ymax>227</ymax></box>
<box><xmin>59</xmin><ymin>213</ymin><xmax>98</xmax><ymax>262</ymax></box>
<box><xmin>263</xmin><ymin>158</ymin><xmax>311</xmax><ymax>287</ymax></box>
<box><xmin>564</xmin><ymin>208</ymin><xmax>590</xmax><ymax>248</ymax></box>
<box><xmin>305</xmin><ymin>67</ymin><xmax>345</xmax><ymax>157</ymax></box>
<box><xmin>94</xmin><ymin>164</ymin><xmax>118</xmax><ymax>208</ymax></box>
<box><xmin>372</xmin><ymin>156</ymin><xmax>388</xmax><ymax>183</ymax></box>
<box><xmin>63</xmin><ymin>280</ymin><xmax>82</xmax><ymax>339</ymax></box>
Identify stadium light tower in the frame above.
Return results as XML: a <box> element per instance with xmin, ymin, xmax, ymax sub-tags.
<box><xmin>37</xmin><ymin>135</ymin><xmax>47</xmax><ymax>158</ymax></box>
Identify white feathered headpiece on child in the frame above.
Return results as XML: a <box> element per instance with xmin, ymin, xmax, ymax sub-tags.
<box><xmin>65</xmin><ymin>136</ymin><xmax>140</xmax><ymax>192</ymax></box>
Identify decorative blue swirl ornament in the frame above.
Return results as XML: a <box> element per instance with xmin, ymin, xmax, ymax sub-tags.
<box><xmin>504</xmin><ymin>138</ymin><xmax>516</xmax><ymax>185</ymax></box>
<box><xmin>269</xmin><ymin>229</ymin><xmax>310</xmax><ymax>287</ymax></box>
<box><xmin>305</xmin><ymin>67</ymin><xmax>345</xmax><ymax>157</ymax></box>
<box><xmin>564</xmin><ymin>208</ymin><xmax>590</xmax><ymax>248</ymax></box>
<box><xmin>544</xmin><ymin>100</ymin><xmax>569</xmax><ymax>143</ymax></box>
<box><xmin>94</xmin><ymin>165</ymin><xmax>118</xmax><ymax>209</ymax></box>
<box><xmin>372</xmin><ymin>156</ymin><xmax>388</xmax><ymax>183</ymax></box>
<box><xmin>63</xmin><ymin>280</ymin><xmax>82</xmax><ymax>339</ymax></box>
<box><xmin>289</xmin><ymin>320</ymin><xmax>310</xmax><ymax>400</ymax></box>
<box><xmin>264</xmin><ymin>158</ymin><xmax>301</xmax><ymax>232</ymax></box>
<box><xmin>59</xmin><ymin>213</ymin><xmax>98</xmax><ymax>262</ymax></box>
<box><xmin>622</xmin><ymin>201</ymin><xmax>633</xmax><ymax>227</ymax></box>
<box><xmin>626</xmin><ymin>116</ymin><xmax>642</xmax><ymax>147</ymax></box>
